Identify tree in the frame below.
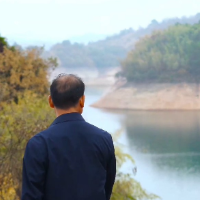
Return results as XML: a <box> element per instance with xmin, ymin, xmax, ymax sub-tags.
<box><xmin>0</xmin><ymin>94</ymin><xmax>55</xmax><ymax>200</ymax></box>
<box><xmin>0</xmin><ymin>36</ymin><xmax>8</xmax><ymax>53</ymax></box>
<box><xmin>0</xmin><ymin>47</ymin><xmax>57</xmax><ymax>104</ymax></box>
<box><xmin>121</xmin><ymin>23</ymin><xmax>200</xmax><ymax>83</ymax></box>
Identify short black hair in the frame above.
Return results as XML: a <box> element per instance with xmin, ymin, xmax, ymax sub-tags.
<box><xmin>50</xmin><ymin>74</ymin><xmax>85</xmax><ymax>109</ymax></box>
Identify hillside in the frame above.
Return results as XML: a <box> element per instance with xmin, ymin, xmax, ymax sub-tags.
<box><xmin>96</xmin><ymin>13</ymin><xmax>200</xmax><ymax>49</ymax></box>
<box><xmin>46</xmin><ymin>13</ymin><xmax>200</xmax><ymax>71</ymax></box>
<box><xmin>120</xmin><ymin>22</ymin><xmax>200</xmax><ymax>83</ymax></box>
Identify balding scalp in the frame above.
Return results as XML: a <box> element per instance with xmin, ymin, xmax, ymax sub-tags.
<box><xmin>50</xmin><ymin>74</ymin><xmax>85</xmax><ymax>109</ymax></box>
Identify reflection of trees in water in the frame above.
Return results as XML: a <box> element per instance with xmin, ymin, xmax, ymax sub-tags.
<box><xmin>151</xmin><ymin>153</ymin><xmax>200</xmax><ymax>174</ymax></box>
<box><xmin>126</xmin><ymin>124</ymin><xmax>200</xmax><ymax>153</ymax></box>
<box><xmin>123</xmin><ymin>111</ymin><xmax>200</xmax><ymax>172</ymax></box>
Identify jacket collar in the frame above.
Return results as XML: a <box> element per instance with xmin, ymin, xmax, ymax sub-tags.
<box><xmin>51</xmin><ymin>112</ymin><xmax>85</xmax><ymax>126</ymax></box>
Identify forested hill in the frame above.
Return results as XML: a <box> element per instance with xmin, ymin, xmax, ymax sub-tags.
<box><xmin>121</xmin><ymin>22</ymin><xmax>200</xmax><ymax>83</ymax></box>
<box><xmin>46</xmin><ymin>13</ymin><xmax>200</xmax><ymax>70</ymax></box>
<box><xmin>96</xmin><ymin>13</ymin><xmax>200</xmax><ymax>49</ymax></box>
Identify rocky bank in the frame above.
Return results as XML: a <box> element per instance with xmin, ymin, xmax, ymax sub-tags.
<box><xmin>91</xmin><ymin>83</ymin><xmax>200</xmax><ymax>110</ymax></box>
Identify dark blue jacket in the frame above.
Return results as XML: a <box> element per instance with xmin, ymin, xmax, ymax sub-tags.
<box><xmin>22</xmin><ymin>113</ymin><xmax>116</xmax><ymax>200</ymax></box>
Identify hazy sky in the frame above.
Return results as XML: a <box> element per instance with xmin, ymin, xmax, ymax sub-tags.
<box><xmin>0</xmin><ymin>0</ymin><xmax>199</xmax><ymax>43</ymax></box>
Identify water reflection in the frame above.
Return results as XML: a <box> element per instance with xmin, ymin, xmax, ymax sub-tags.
<box><xmin>123</xmin><ymin>111</ymin><xmax>200</xmax><ymax>173</ymax></box>
<box><xmin>84</xmin><ymin>87</ymin><xmax>200</xmax><ymax>200</ymax></box>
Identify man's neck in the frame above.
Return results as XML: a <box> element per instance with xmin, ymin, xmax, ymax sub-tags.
<box><xmin>55</xmin><ymin>108</ymin><xmax>80</xmax><ymax>117</ymax></box>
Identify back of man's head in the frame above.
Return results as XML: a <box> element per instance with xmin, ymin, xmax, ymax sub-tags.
<box><xmin>50</xmin><ymin>74</ymin><xmax>85</xmax><ymax>110</ymax></box>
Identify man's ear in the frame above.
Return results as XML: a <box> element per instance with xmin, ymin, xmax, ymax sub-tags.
<box><xmin>80</xmin><ymin>95</ymin><xmax>85</xmax><ymax>108</ymax></box>
<box><xmin>48</xmin><ymin>95</ymin><xmax>55</xmax><ymax>108</ymax></box>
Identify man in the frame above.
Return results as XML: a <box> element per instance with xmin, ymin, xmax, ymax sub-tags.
<box><xmin>21</xmin><ymin>74</ymin><xmax>116</xmax><ymax>200</ymax></box>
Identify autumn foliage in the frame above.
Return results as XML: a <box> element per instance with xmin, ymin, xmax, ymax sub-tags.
<box><xmin>0</xmin><ymin>47</ymin><xmax>57</xmax><ymax>104</ymax></box>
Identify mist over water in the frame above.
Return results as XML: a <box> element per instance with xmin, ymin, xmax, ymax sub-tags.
<box><xmin>84</xmin><ymin>86</ymin><xmax>200</xmax><ymax>200</ymax></box>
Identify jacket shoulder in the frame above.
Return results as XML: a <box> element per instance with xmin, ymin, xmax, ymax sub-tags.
<box><xmin>28</xmin><ymin>129</ymin><xmax>50</xmax><ymax>145</ymax></box>
<box><xmin>85</xmin><ymin>122</ymin><xmax>111</xmax><ymax>137</ymax></box>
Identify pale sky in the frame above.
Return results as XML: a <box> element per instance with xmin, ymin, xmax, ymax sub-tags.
<box><xmin>0</xmin><ymin>0</ymin><xmax>199</xmax><ymax>44</ymax></box>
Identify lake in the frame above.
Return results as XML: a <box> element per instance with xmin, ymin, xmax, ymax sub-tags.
<box><xmin>83</xmin><ymin>86</ymin><xmax>200</xmax><ymax>200</ymax></box>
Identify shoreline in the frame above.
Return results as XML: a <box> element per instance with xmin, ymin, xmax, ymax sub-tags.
<box><xmin>91</xmin><ymin>83</ymin><xmax>200</xmax><ymax>110</ymax></box>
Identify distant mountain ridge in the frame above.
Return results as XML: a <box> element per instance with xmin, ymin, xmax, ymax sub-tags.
<box><xmin>46</xmin><ymin>13</ymin><xmax>200</xmax><ymax>70</ymax></box>
<box><xmin>93</xmin><ymin>13</ymin><xmax>200</xmax><ymax>49</ymax></box>
<box><xmin>69</xmin><ymin>33</ymin><xmax>108</xmax><ymax>44</ymax></box>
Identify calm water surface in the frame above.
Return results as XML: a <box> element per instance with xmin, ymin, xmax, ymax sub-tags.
<box><xmin>83</xmin><ymin>86</ymin><xmax>200</xmax><ymax>200</ymax></box>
